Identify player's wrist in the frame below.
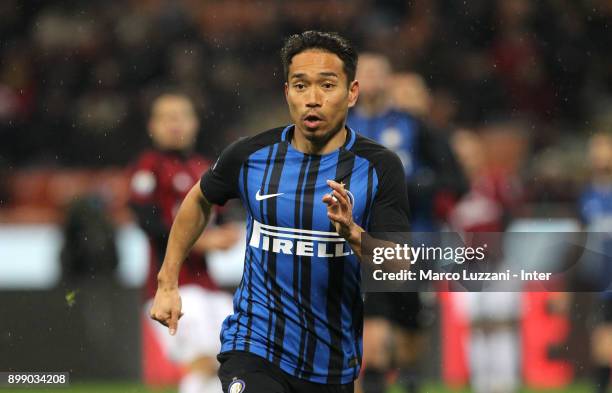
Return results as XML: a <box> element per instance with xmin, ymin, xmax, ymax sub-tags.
<box><xmin>157</xmin><ymin>269</ymin><xmax>179</xmax><ymax>290</ymax></box>
<box><xmin>157</xmin><ymin>280</ymin><xmax>178</xmax><ymax>291</ymax></box>
<box><xmin>346</xmin><ymin>222</ymin><xmax>364</xmax><ymax>245</ymax></box>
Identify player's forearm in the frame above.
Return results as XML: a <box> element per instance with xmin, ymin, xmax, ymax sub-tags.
<box><xmin>345</xmin><ymin>222</ymin><xmax>365</xmax><ymax>259</ymax></box>
<box><xmin>157</xmin><ymin>183</ymin><xmax>212</xmax><ymax>289</ymax></box>
<box><xmin>337</xmin><ymin>207</ymin><xmax>404</xmax><ymax>268</ymax></box>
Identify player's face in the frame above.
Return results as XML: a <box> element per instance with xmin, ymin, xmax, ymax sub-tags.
<box><xmin>588</xmin><ymin>135</ymin><xmax>612</xmax><ymax>177</ymax></box>
<box><xmin>148</xmin><ymin>95</ymin><xmax>199</xmax><ymax>151</ymax></box>
<box><xmin>285</xmin><ymin>50</ymin><xmax>358</xmax><ymax>145</ymax></box>
<box><xmin>390</xmin><ymin>73</ymin><xmax>431</xmax><ymax>116</ymax></box>
<box><xmin>355</xmin><ymin>55</ymin><xmax>390</xmax><ymax>100</ymax></box>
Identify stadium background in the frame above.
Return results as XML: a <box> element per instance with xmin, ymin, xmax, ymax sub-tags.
<box><xmin>1</xmin><ymin>0</ymin><xmax>612</xmax><ymax>392</ymax></box>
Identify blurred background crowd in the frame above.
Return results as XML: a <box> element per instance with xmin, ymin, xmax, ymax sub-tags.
<box><xmin>1</xmin><ymin>0</ymin><xmax>611</xmax><ymax>171</ymax></box>
<box><xmin>3</xmin><ymin>1</ymin><xmax>612</xmax><ymax>392</ymax></box>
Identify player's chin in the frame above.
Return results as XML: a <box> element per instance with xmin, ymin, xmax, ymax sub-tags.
<box><xmin>302</xmin><ymin>127</ymin><xmax>329</xmax><ymax>141</ymax></box>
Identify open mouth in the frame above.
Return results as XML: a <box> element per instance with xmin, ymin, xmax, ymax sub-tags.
<box><xmin>303</xmin><ymin>114</ymin><xmax>323</xmax><ymax>129</ymax></box>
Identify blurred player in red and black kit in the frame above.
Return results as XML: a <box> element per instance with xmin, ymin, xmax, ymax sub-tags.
<box><xmin>450</xmin><ymin>128</ymin><xmax>524</xmax><ymax>393</ymax></box>
<box><xmin>129</xmin><ymin>91</ymin><xmax>239</xmax><ymax>393</ymax></box>
<box><xmin>130</xmin><ymin>91</ymin><xmax>240</xmax><ymax>298</ymax></box>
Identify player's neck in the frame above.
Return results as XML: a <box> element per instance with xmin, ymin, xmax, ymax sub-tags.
<box><xmin>292</xmin><ymin>125</ymin><xmax>347</xmax><ymax>155</ymax></box>
<box><xmin>156</xmin><ymin>146</ymin><xmax>192</xmax><ymax>160</ymax></box>
<box><xmin>357</xmin><ymin>95</ymin><xmax>390</xmax><ymax>117</ymax></box>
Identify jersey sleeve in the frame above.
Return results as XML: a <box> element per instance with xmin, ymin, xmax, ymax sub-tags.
<box><xmin>414</xmin><ymin>121</ymin><xmax>469</xmax><ymax>197</ymax></box>
<box><xmin>368</xmin><ymin>149</ymin><xmax>411</xmax><ymax>232</ymax></box>
<box><xmin>200</xmin><ymin>137</ymin><xmax>248</xmax><ymax>205</ymax></box>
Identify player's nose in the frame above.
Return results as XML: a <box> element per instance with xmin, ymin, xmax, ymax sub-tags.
<box><xmin>305</xmin><ymin>87</ymin><xmax>322</xmax><ymax>107</ymax></box>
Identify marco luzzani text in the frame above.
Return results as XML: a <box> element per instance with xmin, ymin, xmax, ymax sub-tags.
<box><xmin>371</xmin><ymin>244</ymin><xmax>552</xmax><ymax>282</ymax></box>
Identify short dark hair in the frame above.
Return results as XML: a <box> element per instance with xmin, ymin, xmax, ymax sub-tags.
<box><xmin>280</xmin><ymin>31</ymin><xmax>358</xmax><ymax>83</ymax></box>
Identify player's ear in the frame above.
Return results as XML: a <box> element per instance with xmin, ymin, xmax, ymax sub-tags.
<box><xmin>284</xmin><ymin>82</ymin><xmax>289</xmax><ymax>100</ymax></box>
<box><xmin>348</xmin><ymin>80</ymin><xmax>359</xmax><ymax>108</ymax></box>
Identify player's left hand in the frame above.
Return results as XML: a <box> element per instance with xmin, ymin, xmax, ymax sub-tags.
<box><xmin>323</xmin><ymin>179</ymin><xmax>355</xmax><ymax>239</ymax></box>
<box><xmin>149</xmin><ymin>286</ymin><xmax>184</xmax><ymax>336</ymax></box>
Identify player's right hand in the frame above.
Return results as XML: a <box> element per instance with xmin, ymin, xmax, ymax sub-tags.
<box><xmin>149</xmin><ymin>287</ymin><xmax>184</xmax><ymax>336</ymax></box>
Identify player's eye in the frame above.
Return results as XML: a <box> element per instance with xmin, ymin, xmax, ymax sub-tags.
<box><xmin>293</xmin><ymin>83</ymin><xmax>306</xmax><ymax>90</ymax></box>
<box><xmin>322</xmin><ymin>82</ymin><xmax>335</xmax><ymax>89</ymax></box>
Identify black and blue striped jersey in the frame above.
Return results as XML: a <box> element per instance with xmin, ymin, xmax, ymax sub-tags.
<box><xmin>200</xmin><ymin>124</ymin><xmax>410</xmax><ymax>384</ymax></box>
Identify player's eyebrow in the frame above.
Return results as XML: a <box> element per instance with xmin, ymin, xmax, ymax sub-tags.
<box><xmin>290</xmin><ymin>72</ymin><xmax>339</xmax><ymax>80</ymax></box>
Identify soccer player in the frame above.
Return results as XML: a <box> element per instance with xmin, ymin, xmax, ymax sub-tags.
<box><xmin>579</xmin><ymin>133</ymin><xmax>612</xmax><ymax>393</ymax></box>
<box><xmin>130</xmin><ymin>91</ymin><xmax>240</xmax><ymax>393</ymax></box>
<box><xmin>452</xmin><ymin>130</ymin><xmax>521</xmax><ymax>393</ymax></box>
<box><xmin>348</xmin><ymin>53</ymin><xmax>467</xmax><ymax>393</ymax></box>
<box><xmin>130</xmin><ymin>91</ymin><xmax>241</xmax><ymax>299</ymax></box>
<box><xmin>149</xmin><ymin>31</ymin><xmax>410</xmax><ymax>393</ymax></box>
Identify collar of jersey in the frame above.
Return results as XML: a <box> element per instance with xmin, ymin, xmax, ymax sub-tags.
<box><xmin>281</xmin><ymin>124</ymin><xmax>356</xmax><ymax>157</ymax></box>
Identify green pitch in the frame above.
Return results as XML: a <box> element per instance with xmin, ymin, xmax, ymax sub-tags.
<box><xmin>387</xmin><ymin>384</ymin><xmax>593</xmax><ymax>393</ymax></box>
<box><xmin>13</xmin><ymin>382</ymin><xmax>594</xmax><ymax>393</ymax></box>
<box><xmin>1</xmin><ymin>383</ymin><xmax>175</xmax><ymax>393</ymax></box>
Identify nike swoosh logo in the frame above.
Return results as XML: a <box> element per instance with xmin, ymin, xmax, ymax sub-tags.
<box><xmin>255</xmin><ymin>190</ymin><xmax>284</xmax><ymax>201</ymax></box>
